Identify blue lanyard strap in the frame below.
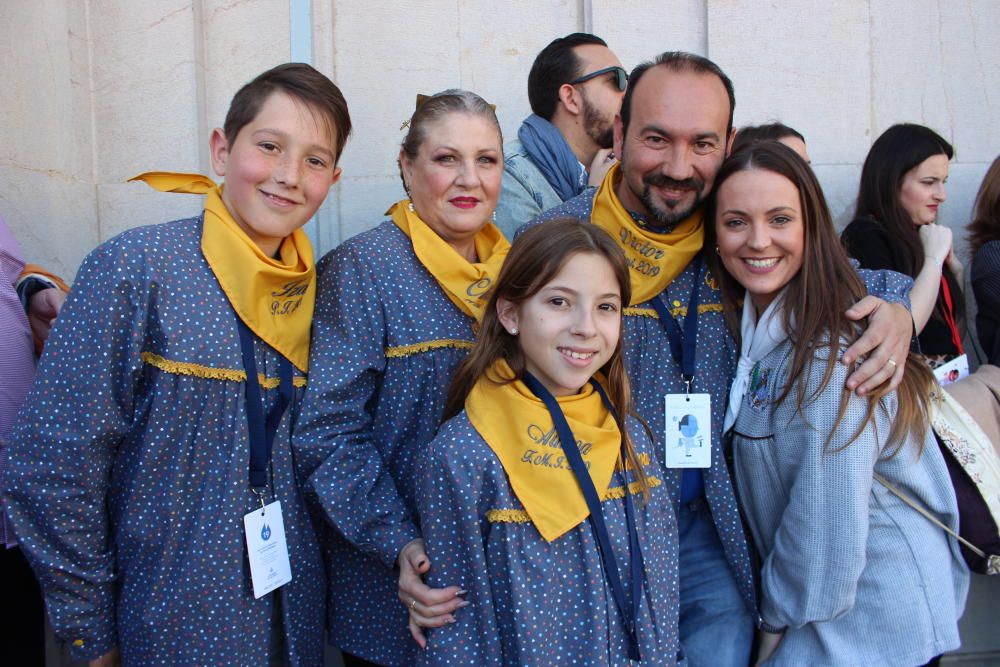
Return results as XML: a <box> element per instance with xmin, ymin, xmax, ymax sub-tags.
<box><xmin>236</xmin><ymin>319</ymin><xmax>294</xmax><ymax>491</ymax></box>
<box><xmin>522</xmin><ymin>372</ymin><xmax>644</xmax><ymax>661</ymax></box>
<box><xmin>648</xmin><ymin>254</ymin><xmax>703</xmax><ymax>389</ymax></box>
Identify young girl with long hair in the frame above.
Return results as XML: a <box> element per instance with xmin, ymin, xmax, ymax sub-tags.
<box><xmin>706</xmin><ymin>142</ymin><xmax>968</xmax><ymax>666</ymax></box>
<box><xmin>413</xmin><ymin>218</ymin><xmax>679</xmax><ymax>665</ymax></box>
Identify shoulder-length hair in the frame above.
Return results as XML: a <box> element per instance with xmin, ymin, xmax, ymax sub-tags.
<box><xmin>445</xmin><ymin>217</ymin><xmax>650</xmax><ymax>498</ymax></box>
<box><xmin>967</xmin><ymin>155</ymin><xmax>1000</xmax><ymax>256</ymax></box>
<box><xmin>706</xmin><ymin>142</ymin><xmax>936</xmax><ymax>456</ymax></box>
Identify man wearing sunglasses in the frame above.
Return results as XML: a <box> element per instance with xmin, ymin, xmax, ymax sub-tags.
<box><xmin>494</xmin><ymin>33</ymin><xmax>627</xmax><ymax>239</ymax></box>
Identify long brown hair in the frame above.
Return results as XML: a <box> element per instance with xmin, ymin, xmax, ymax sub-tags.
<box><xmin>967</xmin><ymin>155</ymin><xmax>1000</xmax><ymax>256</ymax></box>
<box><xmin>706</xmin><ymin>142</ymin><xmax>936</xmax><ymax>456</ymax></box>
<box><xmin>445</xmin><ymin>218</ymin><xmax>651</xmax><ymax>498</ymax></box>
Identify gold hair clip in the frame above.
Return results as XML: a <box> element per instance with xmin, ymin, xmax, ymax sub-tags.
<box><xmin>399</xmin><ymin>119</ymin><xmax>411</xmax><ymax>131</ymax></box>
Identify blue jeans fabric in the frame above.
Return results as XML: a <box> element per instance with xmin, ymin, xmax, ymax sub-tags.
<box><xmin>678</xmin><ymin>500</ymin><xmax>754</xmax><ymax>667</ymax></box>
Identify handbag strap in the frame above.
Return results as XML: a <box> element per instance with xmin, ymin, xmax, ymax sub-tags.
<box><xmin>873</xmin><ymin>472</ymin><xmax>985</xmax><ymax>558</ymax></box>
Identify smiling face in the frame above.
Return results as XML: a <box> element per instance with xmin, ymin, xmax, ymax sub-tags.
<box><xmin>210</xmin><ymin>90</ymin><xmax>342</xmax><ymax>257</ymax></box>
<box><xmin>615</xmin><ymin>66</ymin><xmax>733</xmax><ymax>228</ymax></box>
<box><xmin>498</xmin><ymin>252</ymin><xmax>622</xmax><ymax>397</ymax></box>
<box><xmin>715</xmin><ymin>168</ymin><xmax>805</xmax><ymax>314</ymax></box>
<box><xmin>400</xmin><ymin>112</ymin><xmax>503</xmax><ymax>254</ymax></box>
<box><xmin>899</xmin><ymin>153</ymin><xmax>949</xmax><ymax>226</ymax></box>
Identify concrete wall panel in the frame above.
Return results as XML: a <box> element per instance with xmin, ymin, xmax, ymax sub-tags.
<box><xmin>708</xmin><ymin>0</ymin><xmax>872</xmax><ymax>166</ymax></box>
<box><xmin>593</xmin><ymin>0</ymin><xmax>706</xmax><ymax>69</ymax></box>
<box><xmin>870</xmin><ymin>0</ymin><xmax>1000</xmax><ymax>164</ymax></box>
<box><xmin>201</xmin><ymin>0</ymin><xmax>292</xmax><ymax>166</ymax></box>
<box><xmin>1</xmin><ymin>0</ymin><xmax>999</xmax><ymax>287</ymax></box>
<box><xmin>0</xmin><ymin>167</ymin><xmax>99</xmax><ymax>279</ymax></box>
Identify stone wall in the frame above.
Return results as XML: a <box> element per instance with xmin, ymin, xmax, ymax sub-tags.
<box><xmin>2</xmin><ymin>0</ymin><xmax>998</xmax><ymax>281</ymax></box>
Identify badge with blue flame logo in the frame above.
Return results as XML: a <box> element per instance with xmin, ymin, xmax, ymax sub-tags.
<box><xmin>261</xmin><ymin>523</ymin><xmax>271</xmax><ymax>541</ymax></box>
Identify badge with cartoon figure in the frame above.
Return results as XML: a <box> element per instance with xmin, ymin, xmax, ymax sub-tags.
<box><xmin>663</xmin><ymin>393</ymin><xmax>712</xmax><ymax>468</ymax></box>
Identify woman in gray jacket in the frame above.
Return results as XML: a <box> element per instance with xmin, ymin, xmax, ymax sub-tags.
<box><xmin>705</xmin><ymin>141</ymin><xmax>968</xmax><ymax>666</ymax></box>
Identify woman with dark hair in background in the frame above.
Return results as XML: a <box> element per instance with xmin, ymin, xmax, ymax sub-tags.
<box><xmin>966</xmin><ymin>155</ymin><xmax>1000</xmax><ymax>365</ymax></box>
<box><xmin>842</xmin><ymin>123</ymin><xmax>963</xmax><ymax>369</ymax></box>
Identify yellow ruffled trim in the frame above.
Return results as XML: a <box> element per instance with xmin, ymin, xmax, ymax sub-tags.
<box><xmin>624</xmin><ymin>303</ymin><xmax>724</xmax><ymax>319</ymax></box>
<box><xmin>141</xmin><ymin>352</ymin><xmax>307</xmax><ymax>387</ymax></box>
<box><xmin>384</xmin><ymin>339</ymin><xmax>474</xmax><ymax>358</ymax></box>
<box><xmin>625</xmin><ymin>452</ymin><xmax>651</xmax><ymax>469</ymax></box>
<box><xmin>484</xmin><ymin>509</ymin><xmax>533</xmax><ymax>523</ymax></box>
<box><xmin>486</xmin><ymin>475</ymin><xmax>662</xmax><ymax>524</ymax></box>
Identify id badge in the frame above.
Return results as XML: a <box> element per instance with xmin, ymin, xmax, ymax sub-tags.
<box><xmin>243</xmin><ymin>500</ymin><xmax>293</xmax><ymax>599</ymax></box>
<box><xmin>933</xmin><ymin>354</ymin><xmax>969</xmax><ymax>387</ymax></box>
<box><xmin>663</xmin><ymin>393</ymin><xmax>712</xmax><ymax>468</ymax></box>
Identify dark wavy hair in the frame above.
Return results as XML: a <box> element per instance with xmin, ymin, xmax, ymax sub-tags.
<box><xmin>445</xmin><ymin>218</ymin><xmax>650</xmax><ymax>500</ymax></box>
<box><xmin>706</xmin><ymin>142</ymin><xmax>935</xmax><ymax>456</ymax></box>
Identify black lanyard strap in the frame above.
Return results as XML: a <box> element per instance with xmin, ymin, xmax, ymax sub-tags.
<box><xmin>522</xmin><ymin>372</ymin><xmax>644</xmax><ymax>661</ymax></box>
<box><xmin>237</xmin><ymin>319</ymin><xmax>294</xmax><ymax>491</ymax></box>
<box><xmin>648</xmin><ymin>254</ymin><xmax>703</xmax><ymax>390</ymax></box>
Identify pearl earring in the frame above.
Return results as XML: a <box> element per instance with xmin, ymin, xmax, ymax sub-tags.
<box><xmin>408</xmin><ymin>202</ymin><xmax>415</xmax><ymax>212</ymax></box>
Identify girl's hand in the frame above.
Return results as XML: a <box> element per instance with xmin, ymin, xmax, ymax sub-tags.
<box><xmin>88</xmin><ymin>648</ymin><xmax>120</xmax><ymax>667</ymax></box>
<box><xmin>754</xmin><ymin>630</ymin><xmax>784</xmax><ymax>665</ymax></box>
<box><xmin>918</xmin><ymin>223</ymin><xmax>953</xmax><ymax>266</ymax></box>
<box><xmin>397</xmin><ymin>539</ymin><xmax>467</xmax><ymax>648</ymax></box>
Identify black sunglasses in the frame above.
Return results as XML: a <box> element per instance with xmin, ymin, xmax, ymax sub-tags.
<box><xmin>569</xmin><ymin>66</ymin><xmax>628</xmax><ymax>92</ymax></box>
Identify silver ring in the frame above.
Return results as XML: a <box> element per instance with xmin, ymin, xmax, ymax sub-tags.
<box><xmin>409</xmin><ymin>598</ymin><xmax>418</xmax><ymax>611</ymax></box>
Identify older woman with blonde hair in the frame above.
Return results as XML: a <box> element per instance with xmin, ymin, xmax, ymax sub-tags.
<box><xmin>293</xmin><ymin>90</ymin><xmax>509</xmax><ymax>666</ymax></box>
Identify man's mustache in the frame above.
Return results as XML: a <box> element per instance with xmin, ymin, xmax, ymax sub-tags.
<box><xmin>643</xmin><ymin>174</ymin><xmax>704</xmax><ymax>192</ymax></box>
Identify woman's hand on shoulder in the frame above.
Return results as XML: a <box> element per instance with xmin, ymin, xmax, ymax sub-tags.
<box><xmin>842</xmin><ymin>296</ymin><xmax>910</xmax><ymax>394</ymax></box>
<box><xmin>397</xmin><ymin>538</ymin><xmax>468</xmax><ymax>648</ymax></box>
<box><xmin>918</xmin><ymin>223</ymin><xmax>953</xmax><ymax>266</ymax></box>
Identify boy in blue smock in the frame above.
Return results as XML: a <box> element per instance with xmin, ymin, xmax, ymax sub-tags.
<box><xmin>5</xmin><ymin>63</ymin><xmax>350</xmax><ymax>667</ymax></box>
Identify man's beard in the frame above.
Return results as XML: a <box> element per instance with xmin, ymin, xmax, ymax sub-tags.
<box><xmin>639</xmin><ymin>173</ymin><xmax>706</xmax><ymax>230</ymax></box>
<box><xmin>582</xmin><ymin>96</ymin><xmax>614</xmax><ymax>149</ymax></box>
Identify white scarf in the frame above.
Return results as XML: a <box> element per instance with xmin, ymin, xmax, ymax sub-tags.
<box><xmin>723</xmin><ymin>290</ymin><xmax>789</xmax><ymax>433</ymax></box>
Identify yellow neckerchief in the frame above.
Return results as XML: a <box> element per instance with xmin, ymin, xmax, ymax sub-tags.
<box><xmin>465</xmin><ymin>359</ymin><xmax>622</xmax><ymax>542</ymax></box>
<box><xmin>130</xmin><ymin>172</ymin><xmax>315</xmax><ymax>372</ymax></box>
<box><xmin>591</xmin><ymin>162</ymin><xmax>704</xmax><ymax>305</ymax></box>
<box><xmin>387</xmin><ymin>200</ymin><xmax>510</xmax><ymax>321</ymax></box>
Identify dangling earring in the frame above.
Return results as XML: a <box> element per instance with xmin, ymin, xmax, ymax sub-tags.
<box><xmin>408</xmin><ymin>202</ymin><xmax>415</xmax><ymax>212</ymax></box>
<box><xmin>715</xmin><ymin>245</ymin><xmax>720</xmax><ymax>255</ymax></box>
<box><xmin>492</xmin><ymin>210</ymin><xmax>497</xmax><ymax>222</ymax></box>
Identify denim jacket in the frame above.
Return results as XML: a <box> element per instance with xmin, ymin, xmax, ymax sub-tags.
<box><xmin>494</xmin><ymin>139</ymin><xmax>570</xmax><ymax>240</ymax></box>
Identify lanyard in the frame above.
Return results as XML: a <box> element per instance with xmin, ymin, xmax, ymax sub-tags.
<box><xmin>522</xmin><ymin>372</ymin><xmax>644</xmax><ymax>662</ymax></box>
<box><xmin>938</xmin><ymin>275</ymin><xmax>964</xmax><ymax>355</ymax></box>
<box><xmin>236</xmin><ymin>318</ymin><xmax>294</xmax><ymax>492</ymax></box>
<box><xmin>648</xmin><ymin>254</ymin><xmax>703</xmax><ymax>391</ymax></box>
